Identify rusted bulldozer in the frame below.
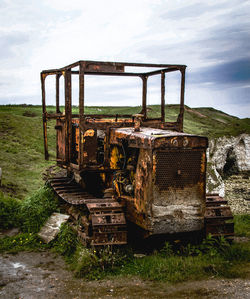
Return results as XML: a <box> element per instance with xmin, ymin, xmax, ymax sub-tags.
<box><xmin>41</xmin><ymin>60</ymin><xmax>234</xmax><ymax>246</ymax></box>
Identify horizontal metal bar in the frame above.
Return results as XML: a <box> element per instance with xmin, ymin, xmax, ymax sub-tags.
<box><xmin>70</xmin><ymin>71</ymin><xmax>141</xmax><ymax>77</ymax></box>
<box><xmin>42</xmin><ymin>69</ymin><xmax>182</xmax><ymax>77</ymax></box>
<box><xmin>145</xmin><ymin>67</ymin><xmax>180</xmax><ymax>77</ymax></box>
<box><xmin>41</xmin><ymin>70</ymin><xmax>63</xmax><ymax>75</ymax></box>
<box><xmin>78</xmin><ymin>60</ymin><xmax>186</xmax><ymax>69</ymax></box>
<box><xmin>42</xmin><ymin>60</ymin><xmax>187</xmax><ymax>74</ymax></box>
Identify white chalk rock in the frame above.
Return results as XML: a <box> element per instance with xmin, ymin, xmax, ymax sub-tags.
<box><xmin>38</xmin><ymin>212</ymin><xmax>70</xmax><ymax>243</ymax></box>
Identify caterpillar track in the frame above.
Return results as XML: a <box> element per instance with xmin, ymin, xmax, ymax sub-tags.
<box><xmin>48</xmin><ymin>177</ymin><xmax>234</xmax><ymax>246</ymax></box>
<box><xmin>48</xmin><ymin>177</ymin><xmax>127</xmax><ymax>246</ymax></box>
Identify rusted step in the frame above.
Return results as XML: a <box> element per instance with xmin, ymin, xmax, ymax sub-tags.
<box><xmin>56</xmin><ymin>189</ymin><xmax>86</xmax><ymax>195</ymax></box>
<box><xmin>205</xmin><ymin>221</ymin><xmax>234</xmax><ymax>237</ymax></box>
<box><xmin>205</xmin><ymin>193</ymin><xmax>234</xmax><ymax>238</ymax></box>
<box><xmin>92</xmin><ymin>213</ymin><xmax>126</xmax><ymax>226</ymax></box>
<box><xmin>205</xmin><ymin>206</ymin><xmax>233</xmax><ymax>220</ymax></box>
<box><xmin>58</xmin><ymin>192</ymin><xmax>91</xmax><ymax>198</ymax></box>
<box><xmin>86</xmin><ymin>201</ymin><xmax>123</xmax><ymax>212</ymax></box>
<box><xmin>48</xmin><ymin>177</ymin><xmax>71</xmax><ymax>183</ymax></box>
<box><xmin>49</xmin><ymin>179</ymin><xmax>72</xmax><ymax>184</ymax></box>
<box><xmin>206</xmin><ymin>194</ymin><xmax>228</xmax><ymax>206</ymax></box>
<box><xmin>92</xmin><ymin>232</ymin><xmax>127</xmax><ymax>246</ymax></box>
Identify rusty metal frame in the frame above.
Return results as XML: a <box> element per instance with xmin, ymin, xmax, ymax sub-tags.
<box><xmin>41</xmin><ymin>60</ymin><xmax>186</xmax><ymax>160</ymax></box>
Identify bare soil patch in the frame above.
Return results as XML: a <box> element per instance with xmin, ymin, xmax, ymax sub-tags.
<box><xmin>0</xmin><ymin>251</ymin><xmax>249</xmax><ymax>299</ymax></box>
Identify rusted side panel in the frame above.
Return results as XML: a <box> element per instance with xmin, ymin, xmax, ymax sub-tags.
<box><xmin>83</xmin><ymin>129</ymin><xmax>97</xmax><ymax>164</ymax></box>
<box><xmin>56</xmin><ymin>119</ymin><xmax>66</xmax><ymax>162</ymax></box>
<box><xmin>125</xmin><ymin>148</ymin><xmax>153</xmax><ymax>231</ymax></box>
<box><xmin>83</xmin><ymin>62</ymin><xmax>124</xmax><ymax>73</ymax></box>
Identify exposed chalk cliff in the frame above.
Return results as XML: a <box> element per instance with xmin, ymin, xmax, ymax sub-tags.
<box><xmin>208</xmin><ymin>134</ymin><xmax>250</xmax><ymax>173</ymax></box>
<box><xmin>206</xmin><ymin>134</ymin><xmax>250</xmax><ymax>196</ymax></box>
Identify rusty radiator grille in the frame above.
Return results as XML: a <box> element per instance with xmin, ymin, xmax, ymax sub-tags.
<box><xmin>155</xmin><ymin>150</ymin><xmax>203</xmax><ymax>190</ymax></box>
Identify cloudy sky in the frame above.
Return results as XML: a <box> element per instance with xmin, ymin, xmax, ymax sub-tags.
<box><xmin>0</xmin><ymin>0</ymin><xmax>249</xmax><ymax>118</ymax></box>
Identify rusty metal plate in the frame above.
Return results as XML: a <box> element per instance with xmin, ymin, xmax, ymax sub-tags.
<box><xmin>155</xmin><ymin>150</ymin><xmax>202</xmax><ymax>190</ymax></box>
<box><xmin>86</xmin><ymin>202</ymin><xmax>122</xmax><ymax>211</ymax></box>
<box><xmin>92</xmin><ymin>213</ymin><xmax>126</xmax><ymax>226</ymax></box>
<box><xmin>206</xmin><ymin>194</ymin><xmax>228</xmax><ymax>206</ymax></box>
<box><xmin>205</xmin><ymin>222</ymin><xmax>234</xmax><ymax>236</ymax></box>
<box><xmin>205</xmin><ymin>206</ymin><xmax>233</xmax><ymax>219</ymax></box>
<box><xmin>92</xmin><ymin>231</ymin><xmax>127</xmax><ymax>245</ymax></box>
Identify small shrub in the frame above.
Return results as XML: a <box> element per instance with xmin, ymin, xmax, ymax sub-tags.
<box><xmin>19</xmin><ymin>186</ymin><xmax>59</xmax><ymax>232</ymax></box>
<box><xmin>52</xmin><ymin>223</ymin><xmax>78</xmax><ymax>257</ymax></box>
<box><xmin>0</xmin><ymin>192</ymin><xmax>22</xmax><ymax>229</ymax></box>
<box><xmin>196</xmin><ymin>235</ymin><xmax>230</xmax><ymax>257</ymax></box>
<box><xmin>97</xmin><ymin>246</ymin><xmax>131</xmax><ymax>271</ymax></box>
<box><xmin>234</xmin><ymin>215</ymin><xmax>250</xmax><ymax>237</ymax></box>
<box><xmin>160</xmin><ymin>242</ymin><xmax>174</xmax><ymax>257</ymax></box>
<box><xmin>22</xmin><ymin>111</ymin><xmax>37</xmax><ymax>117</ymax></box>
<box><xmin>221</xmin><ymin>242</ymin><xmax>250</xmax><ymax>262</ymax></box>
<box><xmin>72</xmin><ymin>245</ymin><xmax>101</xmax><ymax>279</ymax></box>
<box><xmin>178</xmin><ymin>243</ymin><xmax>201</xmax><ymax>257</ymax></box>
<box><xmin>70</xmin><ymin>245</ymin><xmax>132</xmax><ymax>280</ymax></box>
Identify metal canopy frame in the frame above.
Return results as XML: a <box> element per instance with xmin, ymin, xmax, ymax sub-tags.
<box><xmin>41</xmin><ymin>60</ymin><xmax>186</xmax><ymax>160</ymax></box>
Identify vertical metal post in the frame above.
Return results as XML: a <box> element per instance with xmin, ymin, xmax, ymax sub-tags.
<box><xmin>161</xmin><ymin>71</ymin><xmax>165</xmax><ymax>122</ymax></box>
<box><xmin>56</xmin><ymin>74</ymin><xmax>61</xmax><ymax>113</ymax></box>
<box><xmin>41</xmin><ymin>73</ymin><xmax>49</xmax><ymax>160</ymax></box>
<box><xmin>64</xmin><ymin>70</ymin><xmax>72</xmax><ymax>164</ymax></box>
<box><xmin>141</xmin><ymin>76</ymin><xmax>148</xmax><ymax>120</ymax></box>
<box><xmin>79</xmin><ymin>64</ymin><xmax>85</xmax><ymax>167</ymax></box>
<box><xmin>178</xmin><ymin>67</ymin><xmax>186</xmax><ymax>132</ymax></box>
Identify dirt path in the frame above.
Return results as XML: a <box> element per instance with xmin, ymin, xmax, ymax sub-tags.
<box><xmin>0</xmin><ymin>251</ymin><xmax>249</xmax><ymax>299</ymax></box>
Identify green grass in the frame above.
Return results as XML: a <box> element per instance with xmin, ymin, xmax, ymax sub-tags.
<box><xmin>0</xmin><ymin>105</ymin><xmax>56</xmax><ymax>199</ymax></box>
<box><xmin>234</xmin><ymin>215</ymin><xmax>250</xmax><ymax>237</ymax></box>
<box><xmin>0</xmin><ymin>232</ymin><xmax>48</xmax><ymax>253</ymax></box>
<box><xmin>117</xmin><ymin>242</ymin><xmax>250</xmax><ymax>282</ymax></box>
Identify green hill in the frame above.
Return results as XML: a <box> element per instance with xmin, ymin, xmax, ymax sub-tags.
<box><xmin>0</xmin><ymin>104</ymin><xmax>249</xmax><ymax>199</ymax></box>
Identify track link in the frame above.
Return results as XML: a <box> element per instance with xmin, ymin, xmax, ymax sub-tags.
<box><xmin>48</xmin><ymin>177</ymin><xmax>127</xmax><ymax>246</ymax></box>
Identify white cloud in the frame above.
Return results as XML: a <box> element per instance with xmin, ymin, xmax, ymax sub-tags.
<box><xmin>0</xmin><ymin>0</ymin><xmax>249</xmax><ymax>118</ymax></box>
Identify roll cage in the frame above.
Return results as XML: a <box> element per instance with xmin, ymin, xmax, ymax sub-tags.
<box><xmin>41</xmin><ymin>60</ymin><xmax>186</xmax><ymax>161</ymax></box>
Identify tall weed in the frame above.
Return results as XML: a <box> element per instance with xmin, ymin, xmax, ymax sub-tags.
<box><xmin>20</xmin><ymin>186</ymin><xmax>59</xmax><ymax>232</ymax></box>
<box><xmin>234</xmin><ymin>215</ymin><xmax>250</xmax><ymax>237</ymax></box>
<box><xmin>0</xmin><ymin>192</ymin><xmax>22</xmax><ymax>228</ymax></box>
<box><xmin>52</xmin><ymin>223</ymin><xmax>78</xmax><ymax>257</ymax></box>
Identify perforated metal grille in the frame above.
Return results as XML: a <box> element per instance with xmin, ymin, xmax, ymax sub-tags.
<box><xmin>155</xmin><ymin>150</ymin><xmax>203</xmax><ymax>190</ymax></box>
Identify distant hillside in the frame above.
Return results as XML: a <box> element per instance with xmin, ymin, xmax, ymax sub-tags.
<box><xmin>183</xmin><ymin>106</ymin><xmax>250</xmax><ymax>138</ymax></box>
<box><xmin>0</xmin><ymin>104</ymin><xmax>249</xmax><ymax>199</ymax></box>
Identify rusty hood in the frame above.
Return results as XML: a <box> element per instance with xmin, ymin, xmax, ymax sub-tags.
<box><xmin>109</xmin><ymin>127</ymin><xmax>208</xmax><ymax>149</ymax></box>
